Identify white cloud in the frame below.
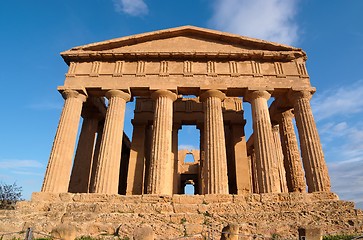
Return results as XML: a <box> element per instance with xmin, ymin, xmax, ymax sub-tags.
<box><xmin>28</xmin><ymin>102</ymin><xmax>62</xmax><ymax>110</ymax></box>
<box><xmin>178</xmin><ymin>145</ymin><xmax>199</xmax><ymax>150</ymax></box>
<box><xmin>328</xmin><ymin>158</ymin><xmax>363</xmax><ymax>208</ymax></box>
<box><xmin>312</xmin><ymin>80</ymin><xmax>363</xmax><ymax>121</ymax></box>
<box><xmin>313</xmin><ymin>80</ymin><xmax>363</xmax><ymax>208</ymax></box>
<box><xmin>209</xmin><ymin>0</ymin><xmax>299</xmax><ymax>45</ymax></box>
<box><xmin>0</xmin><ymin>159</ymin><xmax>43</xmax><ymax>169</ymax></box>
<box><xmin>113</xmin><ymin>0</ymin><xmax>148</xmax><ymax>16</ymax></box>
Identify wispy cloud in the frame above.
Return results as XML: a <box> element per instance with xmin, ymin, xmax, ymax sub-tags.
<box><xmin>209</xmin><ymin>0</ymin><xmax>299</xmax><ymax>45</ymax></box>
<box><xmin>312</xmin><ymin>80</ymin><xmax>363</xmax><ymax>208</ymax></box>
<box><xmin>312</xmin><ymin>80</ymin><xmax>363</xmax><ymax>121</ymax></box>
<box><xmin>113</xmin><ymin>0</ymin><xmax>148</xmax><ymax>16</ymax></box>
<box><xmin>178</xmin><ymin>145</ymin><xmax>199</xmax><ymax>151</ymax></box>
<box><xmin>0</xmin><ymin>159</ymin><xmax>43</xmax><ymax>169</ymax></box>
<box><xmin>28</xmin><ymin>102</ymin><xmax>62</xmax><ymax>110</ymax></box>
<box><xmin>328</xmin><ymin>158</ymin><xmax>363</xmax><ymax>208</ymax></box>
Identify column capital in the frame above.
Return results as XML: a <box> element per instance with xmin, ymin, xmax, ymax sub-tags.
<box><xmin>151</xmin><ymin>89</ymin><xmax>177</xmax><ymax>101</ymax></box>
<box><xmin>289</xmin><ymin>90</ymin><xmax>312</xmax><ymax>102</ymax></box>
<box><xmin>272</xmin><ymin>124</ymin><xmax>280</xmax><ymax>132</ymax></box>
<box><xmin>61</xmin><ymin>89</ymin><xmax>87</xmax><ymax>102</ymax></box>
<box><xmin>105</xmin><ymin>89</ymin><xmax>131</xmax><ymax>101</ymax></box>
<box><xmin>282</xmin><ymin>109</ymin><xmax>295</xmax><ymax>119</ymax></box>
<box><xmin>199</xmin><ymin>89</ymin><xmax>226</xmax><ymax>102</ymax></box>
<box><xmin>244</xmin><ymin>90</ymin><xmax>271</xmax><ymax>102</ymax></box>
<box><xmin>273</xmin><ymin>109</ymin><xmax>294</xmax><ymax>123</ymax></box>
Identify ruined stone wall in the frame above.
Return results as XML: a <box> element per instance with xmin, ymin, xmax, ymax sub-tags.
<box><xmin>1</xmin><ymin>193</ymin><xmax>362</xmax><ymax>239</ymax></box>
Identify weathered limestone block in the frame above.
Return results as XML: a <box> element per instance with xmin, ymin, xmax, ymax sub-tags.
<box><xmin>298</xmin><ymin>228</ymin><xmax>322</xmax><ymax>240</ymax></box>
<box><xmin>51</xmin><ymin>223</ymin><xmax>77</xmax><ymax>240</ymax></box>
<box><xmin>184</xmin><ymin>223</ymin><xmax>204</xmax><ymax>237</ymax></box>
<box><xmin>59</xmin><ymin>193</ymin><xmax>74</xmax><ymax>202</ymax></box>
<box><xmin>172</xmin><ymin>194</ymin><xmax>204</xmax><ymax>204</ymax></box>
<box><xmin>132</xmin><ymin>203</ymin><xmax>155</xmax><ymax>214</ymax></box>
<box><xmin>184</xmin><ymin>213</ymin><xmax>205</xmax><ymax>224</ymax></box>
<box><xmin>204</xmin><ymin>194</ymin><xmax>233</xmax><ymax>204</ymax></box>
<box><xmin>153</xmin><ymin>203</ymin><xmax>174</xmax><ymax>214</ymax></box>
<box><xmin>170</xmin><ymin>213</ymin><xmax>188</xmax><ymax>224</ymax></box>
<box><xmin>220</xmin><ymin>223</ymin><xmax>239</xmax><ymax>240</ymax></box>
<box><xmin>244</xmin><ymin>194</ymin><xmax>261</xmax><ymax>202</ymax></box>
<box><xmin>173</xmin><ymin>204</ymin><xmax>199</xmax><ymax>213</ymax></box>
<box><xmin>232</xmin><ymin>195</ymin><xmax>247</xmax><ymax>204</ymax></box>
<box><xmin>142</xmin><ymin>194</ymin><xmax>173</xmax><ymax>203</ymax></box>
<box><xmin>32</xmin><ymin>192</ymin><xmax>61</xmax><ymax>202</ymax></box>
<box><xmin>84</xmin><ymin>222</ymin><xmax>115</xmax><ymax>236</ymax></box>
<box><xmin>72</xmin><ymin>193</ymin><xmax>111</xmax><ymax>202</ymax></box>
<box><xmin>133</xmin><ymin>224</ymin><xmax>155</xmax><ymax>240</ymax></box>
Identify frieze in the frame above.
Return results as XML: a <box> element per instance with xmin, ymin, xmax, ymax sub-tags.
<box><xmin>67</xmin><ymin>60</ymin><xmax>308</xmax><ymax>78</ymax></box>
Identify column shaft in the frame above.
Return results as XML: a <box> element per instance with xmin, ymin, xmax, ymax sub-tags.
<box><xmin>147</xmin><ymin>90</ymin><xmax>177</xmax><ymax>195</ymax></box>
<box><xmin>249</xmin><ymin>148</ymin><xmax>259</xmax><ymax>193</ymax></box>
<box><xmin>291</xmin><ymin>91</ymin><xmax>331</xmax><ymax>192</ymax></box>
<box><xmin>231</xmin><ymin>124</ymin><xmax>251</xmax><ymax>194</ymax></box>
<box><xmin>92</xmin><ymin>90</ymin><xmax>130</xmax><ymax>194</ymax></box>
<box><xmin>246</xmin><ymin>90</ymin><xmax>280</xmax><ymax>193</ymax></box>
<box><xmin>279</xmin><ymin>110</ymin><xmax>306</xmax><ymax>192</ymax></box>
<box><xmin>89</xmin><ymin>121</ymin><xmax>104</xmax><ymax>192</ymax></box>
<box><xmin>201</xmin><ymin>90</ymin><xmax>229</xmax><ymax>194</ymax></box>
<box><xmin>197</xmin><ymin>124</ymin><xmax>206</xmax><ymax>195</ymax></box>
<box><xmin>272</xmin><ymin>125</ymin><xmax>288</xmax><ymax>193</ymax></box>
<box><xmin>172</xmin><ymin>125</ymin><xmax>180</xmax><ymax>194</ymax></box>
<box><xmin>68</xmin><ymin>116</ymin><xmax>99</xmax><ymax>193</ymax></box>
<box><xmin>126</xmin><ymin>123</ymin><xmax>146</xmax><ymax>195</ymax></box>
<box><xmin>42</xmin><ymin>90</ymin><xmax>86</xmax><ymax>192</ymax></box>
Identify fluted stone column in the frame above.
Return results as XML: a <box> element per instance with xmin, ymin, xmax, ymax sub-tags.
<box><xmin>272</xmin><ymin>124</ymin><xmax>288</xmax><ymax>193</ymax></box>
<box><xmin>278</xmin><ymin>110</ymin><xmax>306</xmax><ymax>192</ymax></box>
<box><xmin>89</xmin><ymin>121</ymin><xmax>104</xmax><ymax>193</ymax></box>
<box><xmin>172</xmin><ymin>124</ymin><xmax>181</xmax><ymax>194</ymax></box>
<box><xmin>42</xmin><ymin>90</ymin><xmax>86</xmax><ymax>192</ymax></box>
<box><xmin>126</xmin><ymin>122</ymin><xmax>147</xmax><ymax>195</ymax></box>
<box><xmin>92</xmin><ymin>90</ymin><xmax>130</xmax><ymax>194</ymax></box>
<box><xmin>68</xmin><ymin>114</ymin><xmax>99</xmax><ymax>193</ymax></box>
<box><xmin>200</xmin><ymin>90</ymin><xmax>229</xmax><ymax>194</ymax></box>
<box><xmin>290</xmin><ymin>90</ymin><xmax>331</xmax><ymax>192</ymax></box>
<box><xmin>245</xmin><ymin>90</ymin><xmax>280</xmax><ymax>193</ymax></box>
<box><xmin>147</xmin><ymin>90</ymin><xmax>177</xmax><ymax>195</ymax></box>
<box><xmin>197</xmin><ymin>123</ymin><xmax>206</xmax><ymax>194</ymax></box>
<box><xmin>249</xmin><ymin>148</ymin><xmax>259</xmax><ymax>194</ymax></box>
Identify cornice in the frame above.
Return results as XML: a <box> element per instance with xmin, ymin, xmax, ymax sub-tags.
<box><xmin>61</xmin><ymin>50</ymin><xmax>306</xmax><ymax>64</ymax></box>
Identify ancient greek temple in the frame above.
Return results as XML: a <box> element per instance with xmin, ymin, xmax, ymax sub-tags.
<box><xmin>41</xmin><ymin>26</ymin><xmax>331</xmax><ymax>196</ymax></box>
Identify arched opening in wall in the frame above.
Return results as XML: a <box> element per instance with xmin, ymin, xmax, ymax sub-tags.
<box><xmin>184</xmin><ymin>182</ymin><xmax>195</xmax><ymax>195</ymax></box>
<box><xmin>184</xmin><ymin>153</ymin><xmax>195</xmax><ymax>163</ymax></box>
<box><xmin>178</xmin><ymin>125</ymin><xmax>200</xmax><ymax>151</ymax></box>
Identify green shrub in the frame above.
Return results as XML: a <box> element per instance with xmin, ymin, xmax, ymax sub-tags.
<box><xmin>323</xmin><ymin>234</ymin><xmax>358</xmax><ymax>240</ymax></box>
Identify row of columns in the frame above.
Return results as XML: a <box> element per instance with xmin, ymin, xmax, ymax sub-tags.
<box><xmin>247</xmin><ymin>90</ymin><xmax>330</xmax><ymax>193</ymax></box>
<box><xmin>42</xmin><ymin>88</ymin><xmax>330</xmax><ymax>195</ymax></box>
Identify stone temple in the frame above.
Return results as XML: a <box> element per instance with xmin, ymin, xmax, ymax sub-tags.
<box><xmin>1</xmin><ymin>26</ymin><xmax>363</xmax><ymax>239</ymax></box>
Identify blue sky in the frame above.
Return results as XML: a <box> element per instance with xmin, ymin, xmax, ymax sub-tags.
<box><xmin>0</xmin><ymin>0</ymin><xmax>362</xmax><ymax>208</ymax></box>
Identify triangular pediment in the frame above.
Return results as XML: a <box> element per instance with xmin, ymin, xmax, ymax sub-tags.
<box><xmin>61</xmin><ymin>26</ymin><xmax>305</xmax><ymax>62</ymax></box>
